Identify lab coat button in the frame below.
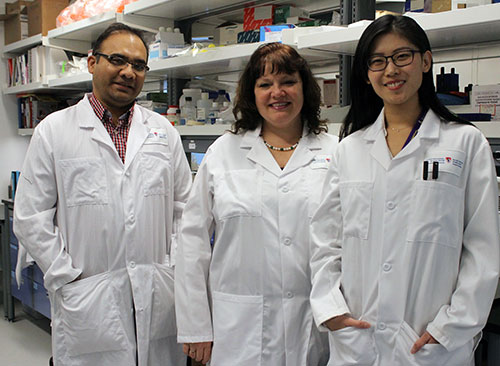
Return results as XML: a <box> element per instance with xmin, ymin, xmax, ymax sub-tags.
<box><xmin>286</xmin><ymin>292</ymin><xmax>294</xmax><ymax>298</ymax></box>
<box><xmin>383</xmin><ymin>263</ymin><xmax>392</xmax><ymax>272</ymax></box>
<box><xmin>282</xmin><ymin>186</ymin><xmax>289</xmax><ymax>193</ymax></box>
<box><xmin>378</xmin><ymin>322</ymin><xmax>386</xmax><ymax>330</ymax></box>
<box><xmin>125</xmin><ymin>171</ymin><xmax>130</xmax><ymax>177</ymax></box>
<box><xmin>130</xmin><ymin>261</ymin><xmax>136</xmax><ymax>268</ymax></box>
<box><xmin>386</xmin><ymin>201</ymin><xmax>395</xmax><ymax>210</ymax></box>
<box><xmin>283</xmin><ymin>238</ymin><xmax>291</xmax><ymax>246</ymax></box>
<box><xmin>129</xmin><ymin>214</ymin><xmax>135</xmax><ymax>223</ymax></box>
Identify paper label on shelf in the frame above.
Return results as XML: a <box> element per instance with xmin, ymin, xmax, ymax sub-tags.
<box><xmin>471</xmin><ymin>85</ymin><xmax>500</xmax><ymax>121</ymax></box>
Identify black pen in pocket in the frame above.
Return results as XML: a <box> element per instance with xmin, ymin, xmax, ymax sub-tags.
<box><xmin>432</xmin><ymin>161</ymin><xmax>439</xmax><ymax>180</ymax></box>
<box><xmin>423</xmin><ymin>161</ymin><xmax>429</xmax><ymax>180</ymax></box>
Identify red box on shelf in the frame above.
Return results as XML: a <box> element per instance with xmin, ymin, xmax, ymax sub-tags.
<box><xmin>243</xmin><ymin>5</ymin><xmax>276</xmax><ymax>31</ymax></box>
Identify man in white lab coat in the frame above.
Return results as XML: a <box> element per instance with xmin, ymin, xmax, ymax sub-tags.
<box><xmin>13</xmin><ymin>23</ymin><xmax>191</xmax><ymax>366</ymax></box>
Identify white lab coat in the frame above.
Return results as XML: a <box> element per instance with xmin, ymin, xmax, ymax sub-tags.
<box><xmin>13</xmin><ymin>95</ymin><xmax>192</xmax><ymax>366</ymax></box>
<box><xmin>175</xmin><ymin>125</ymin><xmax>338</xmax><ymax>366</ymax></box>
<box><xmin>310</xmin><ymin>109</ymin><xmax>500</xmax><ymax>366</ymax></box>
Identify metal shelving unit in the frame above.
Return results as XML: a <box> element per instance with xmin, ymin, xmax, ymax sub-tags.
<box><xmin>3</xmin><ymin>2</ymin><xmax>500</xmax><ymax>136</ymax></box>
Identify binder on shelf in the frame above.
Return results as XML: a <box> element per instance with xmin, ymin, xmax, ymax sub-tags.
<box><xmin>6</xmin><ymin>45</ymin><xmax>68</xmax><ymax>87</ymax></box>
<box><xmin>16</xmin><ymin>94</ymin><xmax>62</xmax><ymax>129</ymax></box>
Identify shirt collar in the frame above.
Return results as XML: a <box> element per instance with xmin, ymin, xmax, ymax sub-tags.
<box><xmin>87</xmin><ymin>92</ymin><xmax>134</xmax><ymax>128</ymax></box>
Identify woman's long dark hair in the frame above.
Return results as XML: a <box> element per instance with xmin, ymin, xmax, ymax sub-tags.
<box><xmin>341</xmin><ymin>15</ymin><xmax>469</xmax><ymax>140</ymax></box>
<box><xmin>232</xmin><ymin>42</ymin><xmax>327</xmax><ymax>135</ymax></box>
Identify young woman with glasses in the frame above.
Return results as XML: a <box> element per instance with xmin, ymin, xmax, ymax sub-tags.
<box><xmin>309</xmin><ymin>14</ymin><xmax>499</xmax><ymax>365</ymax></box>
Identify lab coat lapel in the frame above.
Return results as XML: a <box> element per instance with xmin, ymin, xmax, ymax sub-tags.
<box><xmin>392</xmin><ymin>109</ymin><xmax>440</xmax><ymax>160</ymax></box>
<box><xmin>365</xmin><ymin>112</ymin><xmax>392</xmax><ymax>170</ymax></box>
<box><xmin>78</xmin><ymin>96</ymin><xmax>116</xmax><ymax>151</ymax></box>
<box><xmin>243</xmin><ymin>126</ymin><xmax>282</xmax><ymax>176</ymax></box>
<box><xmin>282</xmin><ymin>126</ymin><xmax>317</xmax><ymax>175</ymax></box>
<box><xmin>124</xmin><ymin>107</ymin><xmax>149</xmax><ymax>172</ymax></box>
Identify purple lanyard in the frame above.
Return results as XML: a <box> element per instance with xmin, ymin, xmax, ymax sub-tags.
<box><xmin>402</xmin><ymin>107</ymin><xmax>428</xmax><ymax>149</ymax></box>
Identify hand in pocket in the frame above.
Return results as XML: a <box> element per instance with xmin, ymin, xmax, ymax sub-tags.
<box><xmin>411</xmin><ymin>331</ymin><xmax>439</xmax><ymax>354</ymax></box>
<box><xmin>323</xmin><ymin>314</ymin><xmax>371</xmax><ymax>331</ymax></box>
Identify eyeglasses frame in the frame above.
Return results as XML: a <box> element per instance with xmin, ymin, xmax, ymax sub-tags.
<box><xmin>94</xmin><ymin>52</ymin><xmax>150</xmax><ymax>73</ymax></box>
<box><xmin>367</xmin><ymin>49</ymin><xmax>422</xmax><ymax>72</ymax></box>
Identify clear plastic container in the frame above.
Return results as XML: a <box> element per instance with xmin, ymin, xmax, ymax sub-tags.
<box><xmin>196</xmin><ymin>92</ymin><xmax>212</xmax><ymax>124</ymax></box>
<box><xmin>215</xmin><ymin>89</ymin><xmax>230</xmax><ymax>107</ymax></box>
<box><xmin>180</xmin><ymin>97</ymin><xmax>196</xmax><ymax>125</ymax></box>
<box><xmin>208</xmin><ymin>102</ymin><xmax>219</xmax><ymax>125</ymax></box>
<box><xmin>179</xmin><ymin>88</ymin><xmax>202</xmax><ymax>109</ymax></box>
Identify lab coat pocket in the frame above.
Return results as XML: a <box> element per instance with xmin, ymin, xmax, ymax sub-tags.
<box><xmin>307</xmin><ymin>166</ymin><xmax>329</xmax><ymax>218</ymax></box>
<box><xmin>140</xmin><ymin>152</ymin><xmax>171</xmax><ymax>196</ymax></box>
<box><xmin>213</xmin><ymin>170</ymin><xmax>262</xmax><ymax>221</ymax></box>
<box><xmin>211</xmin><ymin>292</ymin><xmax>263</xmax><ymax>366</ymax></box>
<box><xmin>150</xmin><ymin>263</ymin><xmax>176</xmax><ymax>340</ymax></box>
<box><xmin>338</xmin><ymin>181</ymin><xmax>373</xmax><ymax>239</ymax></box>
<box><xmin>395</xmin><ymin>321</ymin><xmax>473</xmax><ymax>365</ymax></box>
<box><xmin>58</xmin><ymin>157</ymin><xmax>108</xmax><ymax>207</ymax></box>
<box><xmin>407</xmin><ymin>181</ymin><xmax>464</xmax><ymax>247</ymax></box>
<box><xmin>60</xmin><ymin>272</ymin><xmax>128</xmax><ymax>357</ymax></box>
<box><xmin>328</xmin><ymin>326</ymin><xmax>376</xmax><ymax>365</ymax></box>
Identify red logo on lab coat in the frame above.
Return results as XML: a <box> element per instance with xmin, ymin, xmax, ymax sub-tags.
<box><xmin>446</xmin><ymin>157</ymin><xmax>452</xmax><ymax>163</ymax></box>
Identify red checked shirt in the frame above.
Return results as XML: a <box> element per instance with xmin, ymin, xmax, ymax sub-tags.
<box><xmin>88</xmin><ymin>93</ymin><xmax>134</xmax><ymax>163</ymax></box>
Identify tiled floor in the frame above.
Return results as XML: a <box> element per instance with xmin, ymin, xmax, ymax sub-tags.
<box><xmin>0</xmin><ymin>301</ymin><xmax>52</xmax><ymax>366</ymax></box>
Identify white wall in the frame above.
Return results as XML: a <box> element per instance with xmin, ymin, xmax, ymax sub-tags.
<box><xmin>0</xmin><ymin>0</ymin><xmax>31</xmax><ymax>218</ymax></box>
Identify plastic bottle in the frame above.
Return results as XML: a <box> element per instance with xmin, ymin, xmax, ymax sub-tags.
<box><xmin>215</xmin><ymin>89</ymin><xmax>230</xmax><ymax>108</ymax></box>
<box><xmin>196</xmin><ymin>92</ymin><xmax>212</xmax><ymax>124</ymax></box>
<box><xmin>166</xmin><ymin>105</ymin><xmax>179</xmax><ymax>125</ymax></box>
<box><xmin>179</xmin><ymin>88</ymin><xmax>202</xmax><ymax>109</ymax></box>
<box><xmin>208</xmin><ymin>102</ymin><xmax>219</xmax><ymax>125</ymax></box>
<box><xmin>180</xmin><ymin>97</ymin><xmax>196</xmax><ymax>125</ymax></box>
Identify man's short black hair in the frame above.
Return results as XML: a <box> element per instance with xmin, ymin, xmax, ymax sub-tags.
<box><xmin>92</xmin><ymin>22</ymin><xmax>149</xmax><ymax>60</ymax></box>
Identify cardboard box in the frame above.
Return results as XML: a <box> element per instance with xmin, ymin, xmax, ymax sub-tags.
<box><xmin>215</xmin><ymin>23</ymin><xmax>243</xmax><ymax>45</ymax></box>
<box><xmin>243</xmin><ymin>5</ymin><xmax>276</xmax><ymax>31</ymax></box>
<box><xmin>274</xmin><ymin>5</ymin><xmax>309</xmax><ymax>24</ymax></box>
<box><xmin>405</xmin><ymin>0</ymin><xmax>425</xmax><ymax>11</ymax></box>
<box><xmin>3</xmin><ymin>1</ymin><xmax>32</xmax><ymax>45</ymax></box>
<box><xmin>27</xmin><ymin>0</ymin><xmax>69</xmax><ymax>36</ymax></box>
<box><xmin>424</xmin><ymin>0</ymin><xmax>452</xmax><ymax>12</ymax></box>
<box><xmin>413</xmin><ymin>0</ymin><xmax>491</xmax><ymax>13</ymax></box>
<box><xmin>259</xmin><ymin>24</ymin><xmax>295</xmax><ymax>42</ymax></box>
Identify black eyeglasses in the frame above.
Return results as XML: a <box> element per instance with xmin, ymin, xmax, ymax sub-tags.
<box><xmin>367</xmin><ymin>49</ymin><xmax>421</xmax><ymax>71</ymax></box>
<box><xmin>94</xmin><ymin>52</ymin><xmax>150</xmax><ymax>73</ymax></box>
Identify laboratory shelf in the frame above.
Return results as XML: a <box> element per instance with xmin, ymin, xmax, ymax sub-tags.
<box><xmin>473</xmin><ymin>122</ymin><xmax>500</xmax><ymax>138</ymax></box>
<box><xmin>147</xmin><ymin>42</ymin><xmax>333</xmax><ymax>79</ymax></box>
<box><xmin>3</xmin><ymin>81</ymin><xmax>48</xmax><ymax>95</ymax></box>
<box><xmin>123</xmin><ymin>0</ymin><xmax>344</xmax><ymax>21</ymax></box>
<box><xmin>47</xmin><ymin>11</ymin><xmax>118</xmax><ymax>42</ymax></box>
<box><xmin>175</xmin><ymin>124</ymin><xmax>232</xmax><ymax>136</ymax></box>
<box><xmin>18</xmin><ymin>129</ymin><xmax>34</xmax><ymax>136</ymax></box>
<box><xmin>123</xmin><ymin>0</ymin><xmax>251</xmax><ymax>20</ymax></box>
<box><xmin>2</xmin><ymin>34</ymin><xmax>43</xmax><ymax>56</ymax></box>
<box><xmin>297</xmin><ymin>3</ymin><xmax>500</xmax><ymax>54</ymax></box>
<box><xmin>147</xmin><ymin>43</ymin><xmax>262</xmax><ymax>78</ymax></box>
<box><xmin>48</xmin><ymin>72</ymin><xmax>92</xmax><ymax>88</ymax></box>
